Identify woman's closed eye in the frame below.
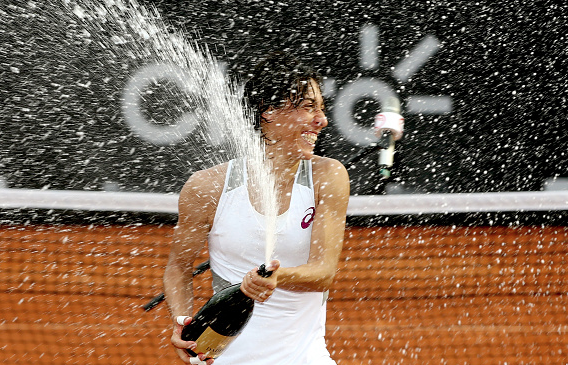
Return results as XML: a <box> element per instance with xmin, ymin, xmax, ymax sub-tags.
<box><xmin>301</xmin><ymin>101</ymin><xmax>324</xmax><ymax>113</ymax></box>
<box><xmin>303</xmin><ymin>103</ymin><xmax>315</xmax><ymax>112</ymax></box>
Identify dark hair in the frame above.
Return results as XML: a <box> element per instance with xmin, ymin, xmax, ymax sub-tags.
<box><xmin>243</xmin><ymin>51</ymin><xmax>323</xmax><ymax>132</ymax></box>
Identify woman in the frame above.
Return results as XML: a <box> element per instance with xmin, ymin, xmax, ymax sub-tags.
<box><xmin>163</xmin><ymin>52</ymin><xmax>350</xmax><ymax>364</ymax></box>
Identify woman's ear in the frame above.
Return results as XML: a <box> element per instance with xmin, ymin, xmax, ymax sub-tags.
<box><xmin>261</xmin><ymin>108</ymin><xmax>275</xmax><ymax>122</ymax></box>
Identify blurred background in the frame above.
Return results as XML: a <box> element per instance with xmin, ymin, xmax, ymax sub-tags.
<box><xmin>2</xmin><ymin>0</ymin><xmax>566</xmax><ymax>196</ymax></box>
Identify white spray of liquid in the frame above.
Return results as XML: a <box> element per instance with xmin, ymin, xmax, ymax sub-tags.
<box><xmin>55</xmin><ymin>0</ymin><xmax>280</xmax><ymax>263</ymax></box>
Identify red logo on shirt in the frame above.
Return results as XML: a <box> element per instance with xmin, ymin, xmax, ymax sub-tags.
<box><xmin>301</xmin><ymin>207</ymin><xmax>315</xmax><ymax>229</ymax></box>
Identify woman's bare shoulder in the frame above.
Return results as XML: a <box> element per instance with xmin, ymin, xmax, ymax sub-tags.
<box><xmin>310</xmin><ymin>156</ymin><xmax>348</xmax><ymax>180</ymax></box>
<box><xmin>310</xmin><ymin>155</ymin><xmax>350</xmax><ymax>201</ymax></box>
<box><xmin>179</xmin><ymin>162</ymin><xmax>229</xmax><ymax>202</ymax></box>
<box><xmin>191</xmin><ymin>162</ymin><xmax>229</xmax><ymax>184</ymax></box>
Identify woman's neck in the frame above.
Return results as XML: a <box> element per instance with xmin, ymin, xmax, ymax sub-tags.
<box><xmin>267</xmin><ymin>151</ymin><xmax>302</xmax><ymax>186</ymax></box>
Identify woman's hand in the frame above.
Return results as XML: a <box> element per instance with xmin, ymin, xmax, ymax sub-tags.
<box><xmin>171</xmin><ymin>316</ymin><xmax>214</xmax><ymax>365</ymax></box>
<box><xmin>240</xmin><ymin>260</ymin><xmax>280</xmax><ymax>302</ymax></box>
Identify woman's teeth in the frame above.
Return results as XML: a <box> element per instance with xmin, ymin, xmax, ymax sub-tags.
<box><xmin>301</xmin><ymin>132</ymin><xmax>317</xmax><ymax>145</ymax></box>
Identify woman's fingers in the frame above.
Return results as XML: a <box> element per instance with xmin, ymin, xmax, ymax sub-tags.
<box><xmin>176</xmin><ymin>315</ymin><xmax>192</xmax><ymax>326</ymax></box>
<box><xmin>241</xmin><ymin>268</ymin><xmax>276</xmax><ymax>302</ymax></box>
<box><xmin>266</xmin><ymin>259</ymin><xmax>280</xmax><ymax>272</ymax></box>
<box><xmin>171</xmin><ymin>332</ymin><xmax>197</xmax><ymax>351</ymax></box>
<box><xmin>171</xmin><ymin>316</ymin><xmax>214</xmax><ymax>364</ymax></box>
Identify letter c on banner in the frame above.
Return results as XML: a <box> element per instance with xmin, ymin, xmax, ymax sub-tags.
<box><xmin>332</xmin><ymin>78</ymin><xmax>399</xmax><ymax>146</ymax></box>
<box><xmin>122</xmin><ymin>63</ymin><xmax>200</xmax><ymax>145</ymax></box>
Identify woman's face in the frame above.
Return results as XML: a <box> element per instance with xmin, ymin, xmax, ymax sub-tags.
<box><xmin>261</xmin><ymin>79</ymin><xmax>327</xmax><ymax>161</ymax></box>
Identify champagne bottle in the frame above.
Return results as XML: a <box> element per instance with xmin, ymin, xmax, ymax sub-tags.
<box><xmin>181</xmin><ymin>264</ymin><xmax>272</xmax><ymax>360</ymax></box>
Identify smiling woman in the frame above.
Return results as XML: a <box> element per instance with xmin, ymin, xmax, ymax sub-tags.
<box><xmin>260</xmin><ymin>78</ymin><xmax>328</xmax><ymax>162</ymax></box>
<box><xmin>163</xmin><ymin>51</ymin><xmax>350</xmax><ymax>365</ymax></box>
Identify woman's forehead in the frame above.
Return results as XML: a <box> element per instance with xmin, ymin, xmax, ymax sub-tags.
<box><xmin>302</xmin><ymin>79</ymin><xmax>323</xmax><ymax>101</ymax></box>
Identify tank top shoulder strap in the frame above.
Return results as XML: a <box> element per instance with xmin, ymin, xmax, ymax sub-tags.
<box><xmin>223</xmin><ymin>158</ymin><xmax>246</xmax><ymax>194</ymax></box>
<box><xmin>224</xmin><ymin>159</ymin><xmax>311</xmax><ymax>192</ymax></box>
<box><xmin>294</xmin><ymin>159</ymin><xmax>313</xmax><ymax>190</ymax></box>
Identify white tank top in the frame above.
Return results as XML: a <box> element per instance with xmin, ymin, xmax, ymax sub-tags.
<box><xmin>207</xmin><ymin>159</ymin><xmax>335</xmax><ymax>365</ymax></box>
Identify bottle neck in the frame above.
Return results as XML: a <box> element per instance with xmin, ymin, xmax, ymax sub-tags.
<box><xmin>257</xmin><ymin>263</ymin><xmax>273</xmax><ymax>278</ymax></box>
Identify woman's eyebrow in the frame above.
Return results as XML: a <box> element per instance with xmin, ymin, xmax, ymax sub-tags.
<box><xmin>302</xmin><ymin>97</ymin><xmax>317</xmax><ymax>103</ymax></box>
<box><xmin>305</xmin><ymin>97</ymin><xmax>325</xmax><ymax>107</ymax></box>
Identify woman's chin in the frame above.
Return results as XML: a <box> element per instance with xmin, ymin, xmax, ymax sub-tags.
<box><xmin>298</xmin><ymin>148</ymin><xmax>315</xmax><ymax>160</ymax></box>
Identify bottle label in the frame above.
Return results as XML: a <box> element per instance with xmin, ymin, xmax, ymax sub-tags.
<box><xmin>194</xmin><ymin>327</ymin><xmax>233</xmax><ymax>359</ymax></box>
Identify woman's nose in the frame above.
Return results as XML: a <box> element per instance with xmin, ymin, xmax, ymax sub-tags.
<box><xmin>313</xmin><ymin>109</ymin><xmax>328</xmax><ymax>128</ymax></box>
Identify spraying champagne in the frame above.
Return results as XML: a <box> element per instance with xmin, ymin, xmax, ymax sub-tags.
<box><xmin>374</xmin><ymin>97</ymin><xmax>404</xmax><ymax>179</ymax></box>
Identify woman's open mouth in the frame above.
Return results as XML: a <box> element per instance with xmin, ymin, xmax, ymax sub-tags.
<box><xmin>301</xmin><ymin>131</ymin><xmax>317</xmax><ymax>146</ymax></box>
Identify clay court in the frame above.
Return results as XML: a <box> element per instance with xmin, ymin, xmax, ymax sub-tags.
<box><xmin>2</xmin><ymin>222</ymin><xmax>566</xmax><ymax>364</ymax></box>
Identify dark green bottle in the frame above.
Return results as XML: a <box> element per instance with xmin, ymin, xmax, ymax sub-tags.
<box><xmin>181</xmin><ymin>264</ymin><xmax>272</xmax><ymax>360</ymax></box>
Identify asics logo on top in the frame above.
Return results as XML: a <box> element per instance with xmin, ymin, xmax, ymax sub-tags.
<box><xmin>301</xmin><ymin>207</ymin><xmax>315</xmax><ymax>229</ymax></box>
